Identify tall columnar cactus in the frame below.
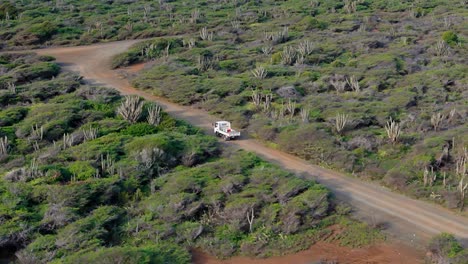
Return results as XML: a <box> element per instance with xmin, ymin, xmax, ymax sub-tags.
<box><xmin>346</xmin><ymin>75</ymin><xmax>360</xmax><ymax>92</ymax></box>
<box><xmin>251</xmin><ymin>66</ymin><xmax>267</xmax><ymax>79</ymax></box>
<box><xmin>300</xmin><ymin>108</ymin><xmax>309</xmax><ymax>123</ymax></box>
<box><xmin>0</xmin><ymin>136</ymin><xmax>8</xmax><ymax>157</ymax></box>
<box><xmin>385</xmin><ymin>118</ymin><xmax>401</xmax><ymax>144</ymax></box>
<box><xmin>335</xmin><ymin>113</ymin><xmax>350</xmax><ymax>135</ymax></box>
<box><xmin>147</xmin><ymin>103</ymin><xmax>162</xmax><ymax>126</ymax></box>
<box><xmin>117</xmin><ymin>95</ymin><xmax>144</xmax><ymax>123</ymax></box>
<box><xmin>82</xmin><ymin>127</ymin><xmax>99</xmax><ymax>141</ymax></box>
<box><xmin>431</xmin><ymin>112</ymin><xmax>445</xmax><ymax>131</ymax></box>
<box><xmin>456</xmin><ymin>148</ymin><xmax>467</xmax><ymax>210</ymax></box>
<box><xmin>329</xmin><ymin>74</ymin><xmax>347</xmax><ymax>93</ymax></box>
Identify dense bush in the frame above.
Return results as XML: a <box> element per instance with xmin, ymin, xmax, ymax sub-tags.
<box><xmin>0</xmin><ymin>3</ymin><xmax>17</xmax><ymax>20</ymax></box>
<box><xmin>426</xmin><ymin>233</ymin><xmax>468</xmax><ymax>264</ymax></box>
<box><xmin>442</xmin><ymin>31</ymin><xmax>459</xmax><ymax>46</ymax></box>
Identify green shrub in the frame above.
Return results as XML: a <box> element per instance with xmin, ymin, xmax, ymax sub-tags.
<box><xmin>64</xmin><ymin>134</ymin><xmax>129</xmax><ymax>161</ymax></box>
<box><xmin>430</xmin><ymin>233</ymin><xmax>463</xmax><ymax>257</ymax></box>
<box><xmin>68</xmin><ymin>161</ymin><xmax>96</xmax><ymax>180</ymax></box>
<box><xmin>219</xmin><ymin>60</ymin><xmax>239</xmax><ymax>71</ymax></box>
<box><xmin>57</xmin><ymin>244</ymin><xmax>191</xmax><ymax>264</ymax></box>
<box><xmin>0</xmin><ymin>2</ymin><xmax>18</xmax><ymax>20</ymax></box>
<box><xmin>0</xmin><ymin>106</ymin><xmax>28</xmax><ymax>126</ymax></box>
<box><xmin>427</xmin><ymin>233</ymin><xmax>467</xmax><ymax>263</ymax></box>
<box><xmin>121</xmin><ymin>123</ymin><xmax>158</xmax><ymax>137</ymax></box>
<box><xmin>11</xmin><ymin>62</ymin><xmax>60</xmax><ymax>83</ymax></box>
<box><xmin>15</xmin><ymin>102</ymin><xmax>80</xmax><ymax>141</ymax></box>
<box><xmin>29</xmin><ymin>21</ymin><xmax>58</xmax><ymax>41</ymax></box>
<box><xmin>53</xmin><ymin>206</ymin><xmax>123</xmax><ymax>253</ymax></box>
<box><xmin>442</xmin><ymin>31</ymin><xmax>459</xmax><ymax>45</ymax></box>
<box><xmin>111</xmin><ymin>51</ymin><xmax>140</xmax><ymax>69</ymax></box>
<box><xmin>299</xmin><ymin>17</ymin><xmax>328</xmax><ymax>30</ymax></box>
<box><xmin>333</xmin><ymin>218</ymin><xmax>385</xmax><ymax>248</ymax></box>
<box><xmin>271</xmin><ymin>52</ymin><xmax>282</xmax><ymax>64</ymax></box>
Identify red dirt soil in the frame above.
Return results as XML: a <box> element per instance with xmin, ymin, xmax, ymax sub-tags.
<box><xmin>122</xmin><ymin>62</ymin><xmax>146</xmax><ymax>73</ymax></box>
<box><xmin>191</xmin><ymin>242</ymin><xmax>424</xmax><ymax>264</ymax></box>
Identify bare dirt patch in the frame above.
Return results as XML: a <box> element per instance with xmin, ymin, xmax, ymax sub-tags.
<box><xmin>191</xmin><ymin>242</ymin><xmax>424</xmax><ymax>264</ymax></box>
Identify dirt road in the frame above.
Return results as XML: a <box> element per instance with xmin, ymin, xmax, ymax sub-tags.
<box><xmin>33</xmin><ymin>40</ymin><xmax>468</xmax><ymax>247</ymax></box>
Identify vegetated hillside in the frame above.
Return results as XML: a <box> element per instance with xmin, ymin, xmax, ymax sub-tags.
<box><xmin>0</xmin><ymin>53</ymin><xmax>384</xmax><ymax>263</ymax></box>
<box><xmin>111</xmin><ymin>1</ymin><xmax>466</xmax><ymax>210</ymax></box>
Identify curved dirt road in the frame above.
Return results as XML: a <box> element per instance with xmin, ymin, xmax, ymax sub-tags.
<box><xmin>33</xmin><ymin>40</ymin><xmax>468</xmax><ymax>247</ymax></box>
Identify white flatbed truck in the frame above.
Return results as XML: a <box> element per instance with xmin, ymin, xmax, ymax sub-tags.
<box><xmin>213</xmin><ymin>121</ymin><xmax>240</xmax><ymax>140</ymax></box>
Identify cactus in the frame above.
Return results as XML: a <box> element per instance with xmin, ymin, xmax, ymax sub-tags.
<box><xmin>385</xmin><ymin>118</ymin><xmax>401</xmax><ymax>144</ymax></box>
<box><xmin>346</xmin><ymin>75</ymin><xmax>360</xmax><ymax>92</ymax></box>
<box><xmin>117</xmin><ymin>95</ymin><xmax>144</xmax><ymax>123</ymax></box>
<box><xmin>0</xmin><ymin>136</ymin><xmax>8</xmax><ymax>157</ymax></box>
<box><xmin>280</xmin><ymin>46</ymin><xmax>296</xmax><ymax>65</ymax></box>
<box><xmin>335</xmin><ymin>113</ymin><xmax>350</xmax><ymax>135</ymax></box>
<box><xmin>251</xmin><ymin>66</ymin><xmax>267</xmax><ymax>79</ymax></box>
<box><xmin>329</xmin><ymin>74</ymin><xmax>347</xmax><ymax>93</ymax></box>
<box><xmin>431</xmin><ymin>112</ymin><xmax>445</xmax><ymax>131</ymax></box>
<box><xmin>62</xmin><ymin>133</ymin><xmax>74</xmax><ymax>149</ymax></box>
<box><xmin>147</xmin><ymin>103</ymin><xmax>162</xmax><ymax>126</ymax></box>
<box><xmin>300</xmin><ymin>108</ymin><xmax>309</xmax><ymax>123</ymax></box>
<box><xmin>200</xmin><ymin>27</ymin><xmax>213</xmax><ymax>41</ymax></box>
<box><xmin>82</xmin><ymin>127</ymin><xmax>98</xmax><ymax>141</ymax></box>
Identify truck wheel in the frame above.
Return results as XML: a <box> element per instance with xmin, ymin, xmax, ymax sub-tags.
<box><xmin>224</xmin><ymin>136</ymin><xmax>230</xmax><ymax>141</ymax></box>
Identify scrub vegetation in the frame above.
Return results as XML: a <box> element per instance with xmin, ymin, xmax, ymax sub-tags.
<box><xmin>0</xmin><ymin>53</ymin><xmax>379</xmax><ymax>263</ymax></box>
<box><xmin>1</xmin><ymin>0</ymin><xmax>467</xmax><ymax>262</ymax></box>
<box><xmin>111</xmin><ymin>0</ymin><xmax>467</xmax><ymax>210</ymax></box>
